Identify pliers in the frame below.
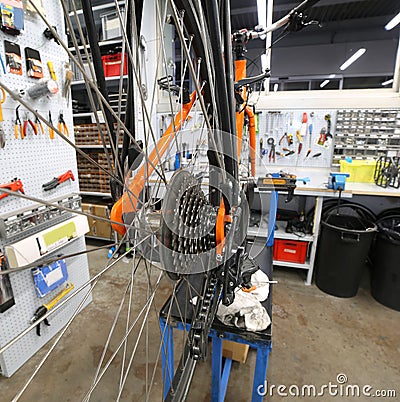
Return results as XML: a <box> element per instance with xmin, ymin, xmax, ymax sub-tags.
<box><xmin>278</xmin><ymin>132</ymin><xmax>293</xmax><ymax>146</ymax></box>
<box><xmin>23</xmin><ymin>112</ymin><xmax>38</xmax><ymax>137</ymax></box>
<box><xmin>267</xmin><ymin>137</ymin><xmax>276</xmax><ymax>163</ymax></box>
<box><xmin>58</xmin><ymin>111</ymin><xmax>69</xmax><ymax>136</ymax></box>
<box><xmin>34</xmin><ymin>111</ymin><xmax>44</xmax><ymax>135</ymax></box>
<box><xmin>48</xmin><ymin>111</ymin><xmax>55</xmax><ymax>139</ymax></box>
<box><xmin>14</xmin><ymin>105</ymin><xmax>23</xmax><ymax>139</ymax></box>
<box><xmin>42</xmin><ymin>170</ymin><xmax>75</xmax><ymax>191</ymax></box>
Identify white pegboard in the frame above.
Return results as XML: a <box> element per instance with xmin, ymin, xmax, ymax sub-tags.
<box><xmin>0</xmin><ymin>3</ymin><xmax>91</xmax><ymax>377</ymax></box>
<box><xmin>0</xmin><ymin>4</ymin><xmax>78</xmax><ymax>215</ymax></box>
<box><xmin>0</xmin><ymin>237</ymin><xmax>92</xmax><ymax>377</ymax></box>
<box><xmin>257</xmin><ymin>109</ymin><xmax>336</xmax><ymax>169</ymax></box>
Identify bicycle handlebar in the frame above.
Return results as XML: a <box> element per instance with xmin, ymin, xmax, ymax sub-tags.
<box><xmin>248</xmin><ymin>0</ymin><xmax>321</xmax><ymax>38</ymax></box>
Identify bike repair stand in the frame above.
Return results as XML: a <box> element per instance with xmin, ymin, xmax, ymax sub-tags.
<box><xmin>160</xmin><ymin>190</ymin><xmax>279</xmax><ymax>401</ymax></box>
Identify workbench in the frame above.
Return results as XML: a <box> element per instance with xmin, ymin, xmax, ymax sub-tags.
<box><xmin>251</xmin><ymin>166</ymin><xmax>400</xmax><ymax>285</ymax></box>
<box><xmin>159</xmin><ymin>246</ymin><xmax>273</xmax><ymax>402</ymax></box>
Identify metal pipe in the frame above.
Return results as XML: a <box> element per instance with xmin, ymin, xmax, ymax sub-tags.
<box><xmin>264</xmin><ymin>0</ymin><xmax>274</xmax><ymax>94</ymax></box>
<box><xmin>392</xmin><ymin>35</ymin><xmax>400</xmax><ymax>92</ymax></box>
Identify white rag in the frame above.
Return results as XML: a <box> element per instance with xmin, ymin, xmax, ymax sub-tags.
<box><xmin>216</xmin><ymin>270</ymin><xmax>271</xmax><ymax>332</ymax></box>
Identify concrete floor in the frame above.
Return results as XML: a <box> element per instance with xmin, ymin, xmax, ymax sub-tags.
<box><xmin>1</xmin><ymin>242</ymin><xmax>399</xmax><ymax>401</ymax></box>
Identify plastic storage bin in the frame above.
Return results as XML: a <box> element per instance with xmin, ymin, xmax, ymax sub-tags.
<box><xmin>100</xmin><ymin>9</ymin><xmax>125</xmax><ymax>41</ymax></box>
<box><xmin>315</xmin><ymin>205</ymin><xmax>377</xmax><ymax>297</ymax></box>
<box><xmin>102</xmin><ymin>53</ymin><xmax>128</xmax><ymax>77</ymax></box>
<box><xmin>339</xmin><ymin>159</ymin><xmax>377</xmax><ymax>183</ymax></box>
<box><xmin>273</xmin><ymin>239</ymin><xmax>308</xmax><ymax>264</ymax></box>
<box><xmin>371</xmin><ymin>215</ymin><xmax>400</xmax><ymax>311</ymax></box>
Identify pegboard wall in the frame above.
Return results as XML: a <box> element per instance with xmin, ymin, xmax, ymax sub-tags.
<box><xmin>0</xmin><ymin>2</ymin><xmax>91</xmax><ymax>377</ymax></box>
<box><xmin>0</xmin><ymin>4</ymin><xmax>78</xmax><ymax>214</ymax></box>
<box><xmin>0</xmin><ymin>237</ymin><xmax>92</xmax><ymax>377</ymax></box>
<box><xmin>257</xmin><ymin>109</ymin><xmax>337</xmax><ymax>170</ymax></box>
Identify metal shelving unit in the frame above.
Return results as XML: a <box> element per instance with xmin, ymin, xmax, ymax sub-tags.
<box><xmin>247</xmin><ymin>196</ymin><xmax>323</xmax><ymax>285</ymax></box>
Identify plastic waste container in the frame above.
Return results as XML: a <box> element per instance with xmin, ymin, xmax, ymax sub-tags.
<box><xmin>315</xmin><ymin>205</ymin><xmax>377</xmax><ymax>297</ymax></box>
<box><xmin>371</xmin><ymin>215</ymin><xmax>400</xmax><ymax>311</ymax></box>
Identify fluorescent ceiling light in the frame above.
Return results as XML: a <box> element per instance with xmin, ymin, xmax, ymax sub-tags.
<box><xmin>382</xmin><ymin>78</ymin><xmax>394</xmax><ymax>86</ymax></box>
<box><xmin>339</xmin><ymin>48</ymin><xmax>366</xmax><ymax>71</ymax></box>
<box><xmin>385</xmin><ymin>12</ymin><xmax>400</xmax><ymax>31</ymax></box>
<box><xmin>329</xmin><ymin>74</ymin><xmax>336</xmax><ymax>79</ymax></box>
<box><xmin>273</xmin><ymin>83</ymin><xmax>278</xmax><ymax>92</ymax></box>
<box><xmin>257</xmin><ymin>0</ymin><xmax>266</xmax><ymax>28</ymax></box>
<box><xmin>320</xmin><ymin>80</ymin><xmax>330</xmax><ymax>88</ymax></box>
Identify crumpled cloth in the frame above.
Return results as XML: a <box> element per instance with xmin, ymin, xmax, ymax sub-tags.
<box><xmin>216</xmin><ymin>270</ymin><xmax>271</xmax><ymax>332</ymax></box>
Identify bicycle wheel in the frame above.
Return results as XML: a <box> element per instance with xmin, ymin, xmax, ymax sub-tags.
<box><xmin>0</xmin><ymin>1</ymin><xmax>248</xmax><ymax>401</ymax></box>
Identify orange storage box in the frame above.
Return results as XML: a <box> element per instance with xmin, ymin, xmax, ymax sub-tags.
<box><xmin>273</xmin><ymin>239</ymin><xmax>308</xmax><ymax>263</ymax></box>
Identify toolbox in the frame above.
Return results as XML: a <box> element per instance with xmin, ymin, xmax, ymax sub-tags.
<box><xmin>101</xmin><ymin>53</ymin><xmax>128</xmax><ymax>77</ymax></box>
<box><xmin>273</xmin><ymin>239</ymin><xmax>308</xmax><ymax>264</ymax></box>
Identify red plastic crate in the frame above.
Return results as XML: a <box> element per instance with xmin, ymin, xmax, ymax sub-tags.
<box><xmin>273</xmin><ymin>239</ymin><xmax>308</xmax><ymax>264</ymax></box>
<box><xmin>102</xmin><ymin>53</ymin><xmax>128</xmax><ymax>77</ymax></box>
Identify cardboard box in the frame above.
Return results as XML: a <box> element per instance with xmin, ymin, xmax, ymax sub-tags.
<box><xmin>82</xmin><ymin>203</ymin><xmax>113</xmax><ymax>239</ymax></box>
<box><xmin>222</xmin><ymin>340</ymin><xmax>249</xmax><ymax>363</ymax></box>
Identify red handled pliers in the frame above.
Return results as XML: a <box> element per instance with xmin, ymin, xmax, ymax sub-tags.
<box><xmin>23</xmin><ymin>112</ymin><xmax>38</xmax><ymax>137</ymax></box>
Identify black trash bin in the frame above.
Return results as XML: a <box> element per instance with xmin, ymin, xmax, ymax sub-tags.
<box><xmin>315</xmin><ymin>205</ymin><xmax>377</xmax><ymax>298</ymax></box>
<box><xmin>371</xmin><ymin>215</ymin><xmax>400</xmax><ymax>311</ymax></box>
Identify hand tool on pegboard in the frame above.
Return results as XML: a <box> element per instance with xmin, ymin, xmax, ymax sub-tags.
<box><xmin>296</xmin><ymin>129</ymin><xmax>303</xmax><ymax>154</ymax></box>
<box><xmin>279</xmin><ymin>132</ymin><xmax>293</xmax><ymax>146</ymax></box>
<box><xmin>14</xmin><ymin>105</ymin><xmax>23</xmax><ymax>139</ymax></box>
<box><xmin>0</xmin><ymin>178</ymin><xmax>24</xmax><ymax>200</ymax></box>
<box><xmin>300</xmin><ymin>112</ymin><xmax>308</xmax><ymax>137</ymax></box>
<box><xmin>48</xmin><ymin>110</ymin><xmax>55</xmax><ymax>139</ymax></box>
<box><xmin>42</xmin><ymin>170</ymin><xmax>75</xmax><ymax>191</ymax></box>
<box><xmin>57</xmin><ymin>111</ymin><xmax>69</xmax><ymax>136</ymax></box>
<box><xmin>62</xmin><ymin>62</ymin><xmax>73</xmax><ymax>103</ymax></box>
<box><xmin>306</xmin><ymin>112</ymin><xmax>314</xmax><ymax>157</ymax></box>
<box><xmin>47</xmin><ymin>61</ymin><xmax>57</xmax><ymax>81</ymax></box>
<box><xmin>30</xmin><ymin>282</ymin><xmax>74</xmax><ymax>336</ymax></box>
<box><xmin>23</xmin><ymin>112</ymin><xmax>38</xmax><ymax>136</ymax></box>
<box><xmin>283</xmin><ymin>147</ymin><xmax>295</xmax><ymax>156</ymax></box>
<box><xmin>0</xmin><ymin>86</ymin><xmax>6</xmax><ymax>148</ymax></box>
<box><xmin>267</xmin><ymin>137</ymin><xmax>276</xmax><ymax>163</ymax></box>
<box><xmin>34</xmin><ymin>111</ymin><xmax>44</xmax><ymax>134</ymax></box>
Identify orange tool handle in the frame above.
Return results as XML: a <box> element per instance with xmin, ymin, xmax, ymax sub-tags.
<box><xmin>58</xmin><ymin>170</ymin><xmax>75</xmax><ymax>183</ymax></box>
<box><xmin>0</xmin><ymin>179</ymin><xmax>24</xmax><ymax>200</ymax></box>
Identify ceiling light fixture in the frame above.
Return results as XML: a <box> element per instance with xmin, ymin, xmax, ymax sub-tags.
<box><xmin>385</xmin><ymin>12</ymin><xmax>400</xmax><ymax>31</ymax></box>
<box><xmin>329</xmin><ymin>74</ymin><xmax>336</xmax><ymax>79</ymax></box>
<box><xmin>257</xmin><ymin>0</ymin><xmax>267</xmax><ymax>28</ymax></box>
<box><xmin>339</xmin><ymin>48</ymin><xmax>366</xmax><ymax>71</ymax></box>
<box><xmin>320</xmin><ymin>80</ymin><xmax>330</xmax><ymax>88</ymax></box>
<box><xmin>382</xmin><ymin>78</ymin><xmax>394</xmax><ymax>86</ymax></box>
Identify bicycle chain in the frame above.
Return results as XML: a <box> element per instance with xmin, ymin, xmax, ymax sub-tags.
<box><xmin>188</xmin><ymin>272</ymin><xmax>221</xmax><ymax>360</ymax></box>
